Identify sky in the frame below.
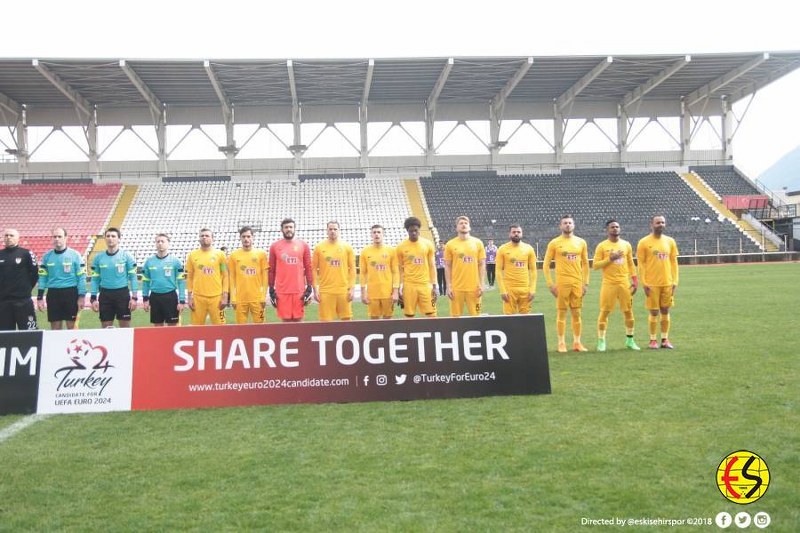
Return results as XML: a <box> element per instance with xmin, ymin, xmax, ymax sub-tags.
<box><xmin>4</xmin><ymin>0</ymin><xmax>799</xmax><ymax>179</ymax></box>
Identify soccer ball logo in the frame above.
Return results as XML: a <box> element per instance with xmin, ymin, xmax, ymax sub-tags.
<box><xmin>66</xmin><ymin>338</ymin><xmax>112</xmax><ymax>370</ymax></box>
<box><xmin>716</xmin><ymin>450</ymin><xmax>770</xmax><ymax>504</ymax></box>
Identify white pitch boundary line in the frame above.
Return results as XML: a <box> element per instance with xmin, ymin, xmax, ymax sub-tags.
<box><xmin>0</xmin><ymin>414</ymin><xmax>50</xmax><ymax>444</ymax></box>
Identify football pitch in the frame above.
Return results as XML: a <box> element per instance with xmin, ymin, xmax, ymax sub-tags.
<box><xmin>1</xmin><ymin>262</ymin><xmax>798</xmax><ymax>531</ymax></box>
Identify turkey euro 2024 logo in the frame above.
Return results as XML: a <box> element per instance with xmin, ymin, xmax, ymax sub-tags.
<box><xmin>54</xmin><ymin>338</ymin><xmax>115</xmax><ymax>395</ymax></box>
<box><xmin>716</xmin><ymin>450</ymin><xmax>770</xmax><ymax>504</ymax></box>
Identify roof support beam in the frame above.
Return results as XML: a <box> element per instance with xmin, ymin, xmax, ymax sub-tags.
<box><xmin>490</xmin><ymin>57</ymin><xmax>533</xmax><ymax>157</ymax></box>
<box><xmin>0</xmin><ymin>91</ymin><xmax>22</xmax><ymax>118</ymax></box>
<box><xmin>622</xmin><ymin>55</ymin><xmax>690</xmax><ymax>109</ymax></box>
<box><xmin>685</xmin><ymin>53</ymin><xmax>769</xmax><ymax>107</ymax></box>
<box><xmin>204</xmin><ymin>61</ymin><xmax>236</xmax><ymax>169</ymax></box>
<box><xmin>32</xmin><ymin>59</ymin><xmax>93</xmax><ymax>118</ymax></box>
<box><xmin>556</xmin><ymin>56</ymin><xmax>613</xmax><ymax>112</ymax></box>
<box><xmin>360</xmin><ymin>59</ymin><xmax>374</xmax><ymax>168</ymax></box>
<box><xmin>425</xmin><ymin>58</ymin><xmax>454</xmax><ymax>158</ymax></box>
<box><xmin>287</xmin><ymin>60</ymin><xmax>305</xmax><ymax>162</ymax></box>
<box><xmin>120</xmin><ymin>60</ymin><xmax>167</xmax><ymax>173</ymax></box>
<box><xmin>120</xmin><ymin>60</ymin><xmax>163</xmax><ymax>119</ymax></box>
<box><xmin>726</xmin><ymin>59</ymin><xmax>798</xmax><ymax>104</ymax></box>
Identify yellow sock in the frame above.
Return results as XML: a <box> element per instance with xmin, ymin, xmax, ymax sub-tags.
<box><xmin>661</xmin><ymin>314</ymin><xmax>671</xmax><ymax>339</ymax></box>
<box><xmin>556</xmin><ymin>309</ymin><xmax>567</xmax><ymax>338</ymax></box>
<box><xmin>648</xmin><ymin>314</ymin><xmax>658</xmax><ymax>340</ymax></box>
<box><xmin>570</xmin><ymin>308</ymin><xmax>582</xmax><ymax>338</ymax></box>
<box><xmin>597</xmin><ymin>310</ymin><xmax>610</xmax><ymax>340</ymax></box>
<box><xmin>623</xmin><ymin>311</ymin><xmax>635</xmax><ymax>336</ymax></box>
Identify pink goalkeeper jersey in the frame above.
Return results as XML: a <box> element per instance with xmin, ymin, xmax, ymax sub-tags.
<box><xmin>269</xmin><ymin>239</ymin><xmax>312</xmax><ymax>294</ymax></box>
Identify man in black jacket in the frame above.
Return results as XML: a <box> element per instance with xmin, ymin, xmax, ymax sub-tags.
<box><xmin>0</xmin><ymin>229</ymin><xmax>39</xmax><ymax>331</ymax></box>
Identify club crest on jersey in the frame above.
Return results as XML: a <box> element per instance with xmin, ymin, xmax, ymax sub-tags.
<box><xmin>116</xmin><ymin>263</ymin><xmax>125</xmax><ymax>273</ymax></box>
<box><xmin>164</xmin><ymin>266</ymin><xmax>173</xmax><ymax>276</ymax></box>
<box><xmin>15</xmin><ymin>257</ymin><xmax>22</xmax><ymax>264</ymax></box>
<box><xmin>63</xmin><ymin>262</ymin><xmax>72</xmax><ymax>273</ymax></box>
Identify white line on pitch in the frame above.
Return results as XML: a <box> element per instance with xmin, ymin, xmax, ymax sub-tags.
<box><xmin>0</xmin><ymin>414</ymin><xmax>51</xmax><ymax>444</ymax></box>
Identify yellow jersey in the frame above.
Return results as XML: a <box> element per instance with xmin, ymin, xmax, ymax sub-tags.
<box><xmin>359</xmin><ymin>244</ymin><xmax>399</xmax><ymax>299</ymax></box>
<box><xmin>445</xmin><ymin>236</ymin><xmax>486</xmax><ymax>291</ymax></box>
<box><xmin>185</xmin><ymin>248</ymin><xmax>229</xmax><ymax>297</ymax></box>
<box><xmin>542</xmin><ymin>235</ymin><xmax>589</xmax><ymax>287</ymax></box>
<box><xmin>312</xmin><ymin>240</ymin><xmax>356</xmax><ymax>295</ymax></box>
<box><xmin>592</xmin><ymin>239</ymin><xmax>636</xmax><ymax>286</ymax></box>
<box><xmin>396</xmin><ymin>238</ymin><xmax>437</xmax><ymax>286</ymax></box>
<box><xmin>496</xmin><ymin>241</ymin><xmax>537</xmax><ymax>293</ymax></box>
<box><xmin>636</xmin><ymin>234</ymin><xmax>679</xmax><ymax>287</ymax></box>
<box><xmin>228</xmin><ymin>248</ymin><xmax>269</xmax><ymax>303</ymax></box>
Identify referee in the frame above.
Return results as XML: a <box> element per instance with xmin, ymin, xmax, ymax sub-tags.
<box><xmin>37</xmin><ymin>227</ymin><xmax>86</xmax><ymax>330</ymax></box>
<box><xmin>0</xmin><ymin>228</ymin><xmax>38</xmax><ymax>331</ymax></box>
<box><xmin>90</xmin><ymin>227</ymin><xmax>138</xmax><ymax>328</ymax></box>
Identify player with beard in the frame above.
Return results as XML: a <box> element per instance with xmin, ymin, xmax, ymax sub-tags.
<box><xmin>636</xmin><ymin>215</ymin><xmax>679</xmax><ymax>349</ymax></box>
<box><xmin>496</xmin><ymin>224</ymin><xmax>537</xmax><ymax>315</ymax></box>
<box><xmin>592</xmin><ymin>220</ymin><xmax>639</xmax><ymax>351</ymax></box>
<box><xmin>269</xmin><ymin>218</ymin><xmax>313</xmax><ymax>322</ymax></box>
<box><xmin>543</xmin><ymin>215</ymin><xmax>590</xmax><ymax>352</ymax></box>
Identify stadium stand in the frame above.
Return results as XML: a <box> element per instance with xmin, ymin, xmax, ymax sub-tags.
<box><xmin>419</xmin><ymin>169</ymin><xmax>764</xmax><ymax>257</ymax></box>
<box><xmin>118</xmin><ymin>178</ymin><xmax>411</xmax><ymax>264</ymax></box>
<box><xmin>0</xmin><ymin>183</ymin><xmax>121</xmax><ymax>260</ymax></box>
<box><xmin>690</xmin><ymin>165</ymin><xmax>761</xmax><ymax>197</ymax></box>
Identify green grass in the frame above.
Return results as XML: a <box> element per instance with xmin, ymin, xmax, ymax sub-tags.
<box><xmin>2</xmin><ymin>263</ymin><xmax>798</xmax><ymax>531</ymax></box>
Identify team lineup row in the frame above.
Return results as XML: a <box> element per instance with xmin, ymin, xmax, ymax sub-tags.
<box><xmin>0</xmin><ymin>215</ymin><xmax>678</xmax><ymax>352</ymax></box>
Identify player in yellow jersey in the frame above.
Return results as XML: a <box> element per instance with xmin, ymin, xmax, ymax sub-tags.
<box><xmin>592</xmin><ymin>220</ymin><xmax>640</xmax><ymax>352</ymax></box>
<box><xmin>444</xmin><ymin>216</ymin><xmax>486</xmax><ymax>317</ymax></box>
<box><xmin>543</xmin><ymin>215</ymin><xmax>590</xmax><ymax>352</ymax></box>
<box><xmin>496</xmin><ymin>224</ymin><xmax>537</xmax><ymax>315</ymax></box>
<box><xmin>185</xmin><ymin>228</ymin><xmax>229</xmax><ymax>325</ymax></box>
<box><xmin>312</xmin><ymin>221</ymin><xmax>356</xmax><ymax>321</ymax></box>
<box><xmin>228</xmin><ymin>226</ymin><xmax>269</xmax><ymax>324</ymax></box>
<box><xmin>359</xmin><ymin>224</ymin><xmax>399</xmax><ymax>319</ymax></box>
<box><xmin>396</xmin><ymin>217</ymin><xmax>438</xmax><ymax>318</ymax></box>
<box><xmin>636</xmin><ymin>215</ymin><xmax>679</xmax><ymax>349</ymax></box>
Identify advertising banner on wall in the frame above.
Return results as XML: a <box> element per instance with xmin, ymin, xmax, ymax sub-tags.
<box><xmin>36</xmin><ymin>329</ymin><xmax>134</xmax><ymax>414</ymax></box>
<box><xmin>0</xmin><ymin>331</ymin><xmax>43</xmax><ymax>415</ymax></box>
<box><xmin>132</xmin><ymin>315</ymin><xmax>550</xmax><ymax>411</ymax></box>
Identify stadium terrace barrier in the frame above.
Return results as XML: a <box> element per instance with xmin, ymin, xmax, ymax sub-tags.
<box><xmin>0</xmin><ymin>316</ymin><xmax>550</xmax><ymax>416</ymax></box>
<box><xmin>21</xmin><ymin>178</ymin><xmax>93</xmax><ymax>184</ymax></box>
<box><xmin>677</xmin><ymin>252</ymin><xmax>799</xmax><ymax>265</ymax></box>
<box><xmin>161</xmin><ymin>176</ymin><xmax>231</xmax><ymax>183</ymax></box>
<box><xmin>298</xmin><ymin>173</ymin><xmax>366</xmax><ymax>182</ymax></box>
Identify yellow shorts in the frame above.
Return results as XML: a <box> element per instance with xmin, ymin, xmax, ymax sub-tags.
<box><xmin>234</xmin><ymin>301</ymin><xmax>265</xmax><ymax>324</ymax></box>
<box><xmin>599</xmin><ymin>283</ymin><xmax>632</xmax><ymax>312</ymax></box>
<box><xmin>367</xmin><ymin>298</ymin><xmax>395</xmax><ymax>319</ymax></box>
<box><xmin>450</xmin><ymin>290</ymin><xmax>481</xmax><ymax>317</ymax></box>
<box><xmin>645</xmin><ymin>286</ymin><xmax>675</xmax><ymax>310</ymax></box>
<box><xmin>555</xmin><ymin>283</ymin><xmax>583</xmax><ymax>310</ymax></box>
<box><xmin>319</xmin><ymin>293</ymin><xmax>352</xmax><ymax>321</ymax></box>
<box><xmin>502</xmin><ymin>287</ymin><xmax>533</xmax><ymax>315</ymax></box>
<box><xmin>402</xmin><ymin>284</ymin><xmax>436</xmax><ymax>317</ymax></box>
<box><xmin>191</xmin><ymin>294</ymin><xmax>226</xmax><ymax>325</ymax></box>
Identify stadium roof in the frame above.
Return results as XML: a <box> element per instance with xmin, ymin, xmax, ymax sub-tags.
<box><xmin>1</xmin><ymin>52</ymin><xmax>799</xmax><ymax>112</ymax></box>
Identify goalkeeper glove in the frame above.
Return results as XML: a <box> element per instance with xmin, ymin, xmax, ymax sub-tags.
<box><xmin>303</xmin><ymin>285</ymin><xmax>313</xmax><ymax>306</ymax></box>
<box><xmin>269</xmin><ymin>287</ymin><xmax>277</xmax><ymax>307</ymax></box>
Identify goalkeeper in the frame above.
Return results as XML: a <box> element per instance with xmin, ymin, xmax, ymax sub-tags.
<box><xmin>268</xmin><ymin>218</ymin><xmax>314</xmax><ymax>322</ymax></box>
